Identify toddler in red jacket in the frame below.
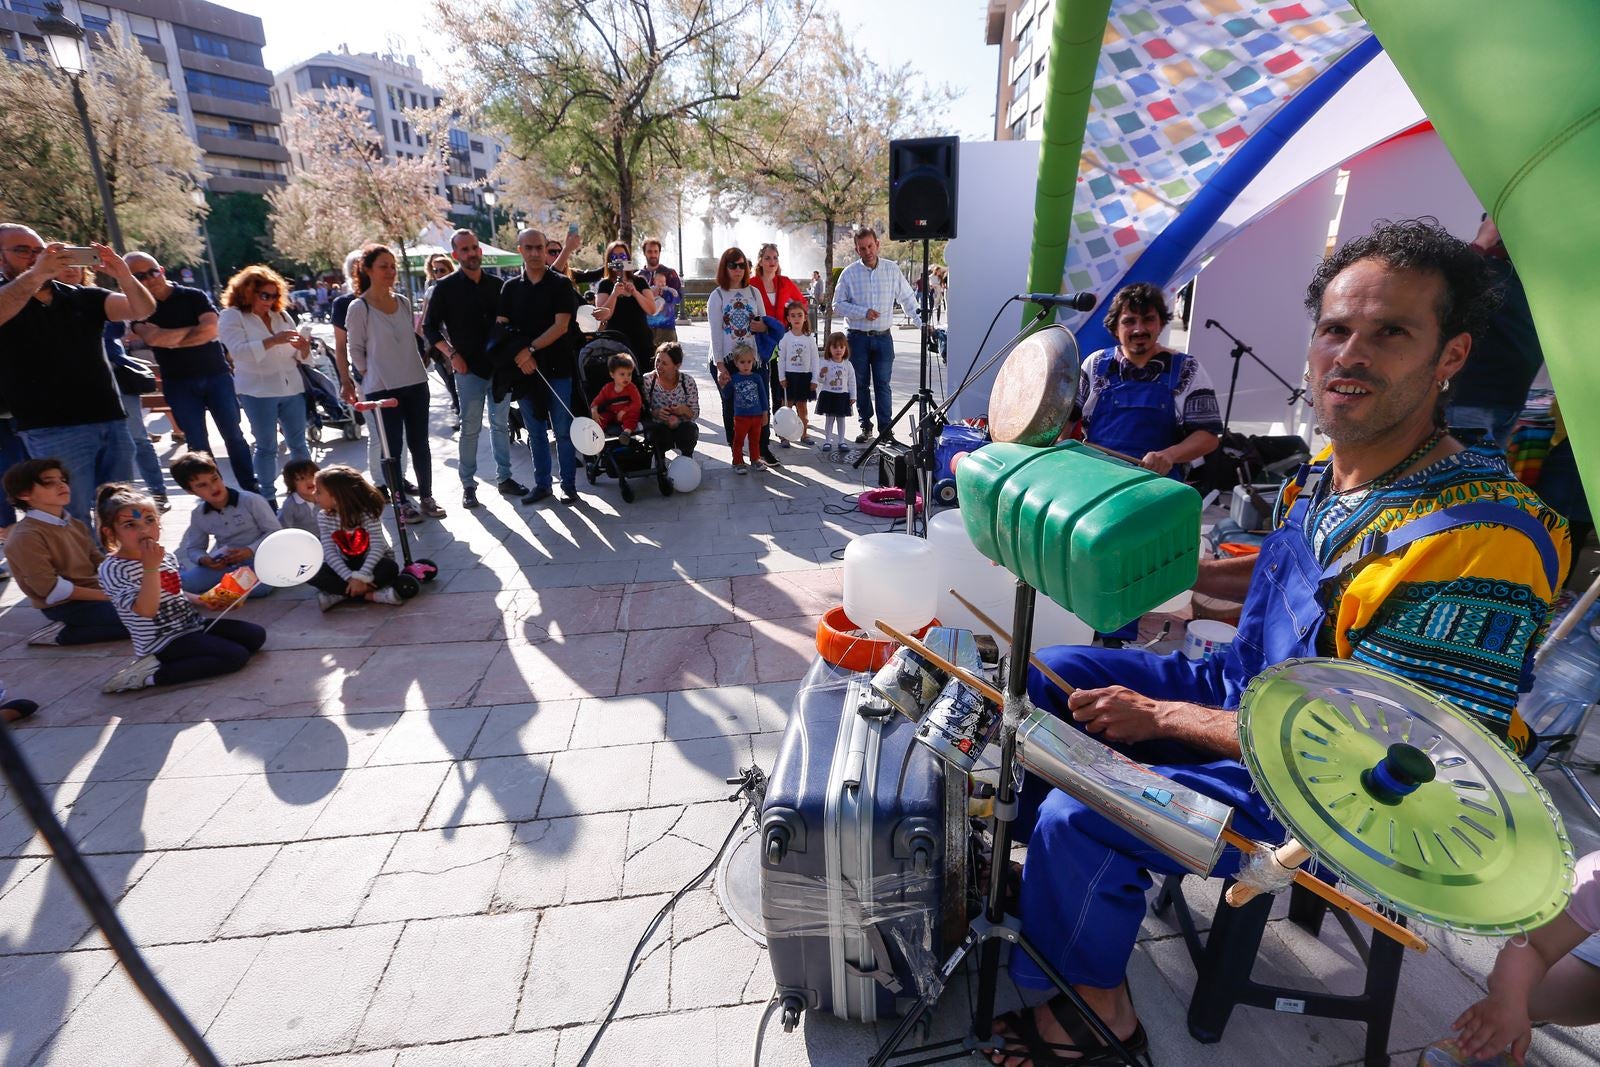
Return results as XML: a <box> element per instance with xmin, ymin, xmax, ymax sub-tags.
<box><xmin>590</xmin><ymin>354</ymin><xmax>643</xmax><ymax>434</ymax></box>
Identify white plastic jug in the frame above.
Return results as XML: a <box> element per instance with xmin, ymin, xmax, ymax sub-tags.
<box><xmin>843</xmin><ymin>533</ymin><xmax>938</xmax><ymax>637</ymax></box>
<box><xmin>928</xmin><ymin>509</ymin><xmax>1092</xmax><ymax>648</ymax></box>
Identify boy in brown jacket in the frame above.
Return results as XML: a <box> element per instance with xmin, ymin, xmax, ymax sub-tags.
<box><xmin>3</xmin><ymin>458</ymin><xmax>129</xmax><ymax>646</ymax></box>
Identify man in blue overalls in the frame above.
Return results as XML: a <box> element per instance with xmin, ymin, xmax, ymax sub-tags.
<box><xmin>1079</xmin><ymin>283</ymin><xmax>1223</xmax><ymax>645</ymax></box>
<box><xmin>988</xmin><ymin>220</ymin><xmax>1569</xmax><ymax>1066</ymax></box>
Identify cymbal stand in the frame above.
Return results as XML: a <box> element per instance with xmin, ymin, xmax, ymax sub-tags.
<box><xmin>868</xmin><ymin>580</ymin><xmax>1143</xmax><ymax>1067</ymax></box>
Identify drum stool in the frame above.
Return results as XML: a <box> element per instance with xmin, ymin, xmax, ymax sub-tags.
<box><xmin>1152</xmin><ymin>875</ymin><xmax>1407</xmax><ymax>1067</ymax></box>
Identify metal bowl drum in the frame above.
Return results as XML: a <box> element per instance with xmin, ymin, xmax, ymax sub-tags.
<box><xmin>1238</xmin><ymin>658</ymin><xmax>1575</xmax><ymax>935</ymax></box>
<box><xmin>986</xmin><ymin>325</ymin><xmax>1081</xmax><ymax>447</ymax></box>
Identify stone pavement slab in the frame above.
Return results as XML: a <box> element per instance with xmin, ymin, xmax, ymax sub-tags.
<box><xmin>1</xmin><ymin>322</ymin><xmax>1596</xmax><ymax>1066</ymax></box>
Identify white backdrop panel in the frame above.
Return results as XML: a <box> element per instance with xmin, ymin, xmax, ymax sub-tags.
<box><xmin>1335</xmin><ymin>128</ymin><xmax>1483</xmax><ymax>252</ymax></box>
<box><xmin>1188</xmin><ymin>172</ymin><xmax>1339</xmax><ymax>438</ymax></box>
<box><xmin>945</xmin><ymin>140</ymin><xmax>1045</xmax><ymax>421</ymax></box>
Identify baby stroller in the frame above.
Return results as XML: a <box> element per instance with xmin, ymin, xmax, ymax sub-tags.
<box><xmin>301</xmin><ymin>334</ymin><xmax>363</xmax><ymax>444</ymax></box>
<box><xmin>576</xmin><ymin>332</ymin><xmax>672</xmax><ymax>503</ymax></box>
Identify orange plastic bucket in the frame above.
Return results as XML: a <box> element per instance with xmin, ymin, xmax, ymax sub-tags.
<box><xmin>815</xmin><ymin>606</ymin><xmax>938</xmax><ymax>672</ymax></box>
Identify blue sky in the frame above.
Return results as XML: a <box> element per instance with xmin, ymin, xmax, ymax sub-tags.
<box><xmin>243</xmin><ymin>0</ymin><xmax>999</xmax><ymax>140</ymax></box>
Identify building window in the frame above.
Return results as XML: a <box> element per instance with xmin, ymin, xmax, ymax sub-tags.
<box><xmin>469</xmin><ymin>139</ymin><xmax>484</xmax><ymax>154</ymax></box>
<box><xmin>402</xmin><ymin>120</ymin><xmax>412</xmax><ymax>144</ymax></box>
<box><xmin>473</xmin><ymin>167</ymin><xmax>487</xmax><ymax>181</ymax></box>
<box><xmin>391</xmin><ymin>118</ymin><xmax>401</xmax><ymax>141</ymax></box>
<box><xmin>1012</xmin><ymin>66</ymin><xmax>1031</xmax><ymax>94</ymax></box>
<box><xmin>448</xmin><ymin>129</ymin><xmax>469</xmax><ymax>153</ymax></box>
<box><xmin>79</xmin><ymin>2</ymin><xmax>111</xmax><ymax>33</ymax></box>
<box><xmin>8</xmin><ymin>1</ymin><xmax>51</xmax><ymax>19</ymax></box>
<box><xmin>186</xmin><ymin>70</ymin><xmax>271</xmax><ymax>104</ymax></box>
<box><xmin>305</xmin><ymin>66</ymin><xmax>372</xmax><ymax>96</ymax></box>
<box><xmin>1010</xmin><ymin>116</ymin><xmax>1027</xmax><ymax>140</ymax></box>
<box><xmin>127</xmin><ymin>13</ymin><xmax>161</xmax><ymax>44</ymax></box>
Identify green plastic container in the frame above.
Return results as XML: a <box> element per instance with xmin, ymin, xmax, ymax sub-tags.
<box><xmin>955</xmin><ymin>442</ymin><xmax>1201</xmax><ymax>633</ymax></box>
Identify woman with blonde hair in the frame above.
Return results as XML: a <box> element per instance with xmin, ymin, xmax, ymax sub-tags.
<box><xmin>217</xmin><ymin>264</ymin><xmax>312</xmax><ymax>508</ymax></box>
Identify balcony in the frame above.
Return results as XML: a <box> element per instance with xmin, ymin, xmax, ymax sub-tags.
<box><xmin>185</xmin><ymin>92</ymin><xmax>280</xmax><ymax>126</ymax></box>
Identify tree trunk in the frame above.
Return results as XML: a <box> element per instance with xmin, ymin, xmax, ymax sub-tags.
<box><xmin>396</xmin><ymin>236</ymin><xmax>414</xmax><ymax>305</ymax></box>
<box><xmin>822</xmin><ymin>217</ymin><xmax>836</xmax><ymax>338</ymax></box>
<box><xmin>615</xmin><ymin>132</ymin><xmax>633</xmax><ymax>245</ymax></box>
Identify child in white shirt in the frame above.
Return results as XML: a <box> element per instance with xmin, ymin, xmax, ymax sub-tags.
<box><xmin>777</xmin><ymin>300</ymin><xmax>818</xmax><ymax>447</ymax></box>
<box><xmin>813</xmin><ymin>331</ymin><xmax>858</xmax><ymax>460</ymax></box>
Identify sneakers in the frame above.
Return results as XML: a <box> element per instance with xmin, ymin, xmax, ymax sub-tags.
<box><xmin>761</xmin><ymin>449</ymin><xmax>782</xmax><ymax>468</ymax></box>
<box><xmin>371</xmin><ymin>587</ymin><xmax>403</xmax><ymax>605</ymax></box>
<box><xmin>317</xmin><ymin>591</ymin><xmax>343</xmax><ymax>613</ymax></box>
<box><xmin>420</xmin><ymin>496</ymin><xmax>447</xmax><ymax>518</ymax></box>
<box><xmin>558</xmin><ymin>487</ymin><xmax>579</xmax><ymax>505</ymax></box>
<box><xmin>497</xmin><ymin>478</ymin><xmax>529</xmax><ymax>496</ymax></box>
<box><xmin>855</xmin><ymin>431</ymin><xmax>871</xmax><ymax>443</ymax></box>
<box><xmin>778</xmin><ymin>438</ymin><xmax>791</xmax><ymax>449</ymax></box>
<box><xmin>462</xmin><ymin>485</ymin><xmax>480</xmax><ymax>509</ymax></box>
<box><xmin>734</xmin><ymin>465</ymin><xmax>750</xmax><ymax>476</ymax></box>
<box><xmin>521</xmin><ymin>485</ymin><xmax>552</xmax><ymax>505</ymax></box>
<box><xmin>155</xmin><ymin>495</ymin><xmax>171</xmax><ymax>513</ymax></box>
<box><xmin>27</xmin><ymin>620</ymin><xmax>65</xmax><ymax>646</ymax></box>
<box><xmin>103</xmin><ymin>654</ymin><xmax>159</xmax><ymax>694</ymax></box>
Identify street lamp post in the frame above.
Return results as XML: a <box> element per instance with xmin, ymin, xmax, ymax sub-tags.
<box><xmin>36</xmin><ymin>2</ymin><xmax>124</xmax><ymax>252</ymax></box>
<box><xmin>191</xmin><ymin>187</ymin><xmax>221</xmax><ymax>297</ymax></box>
<box><xmin>482</xmin><ymin>190</ymin><xmax>498</xmax><ymax>242</ymax></box>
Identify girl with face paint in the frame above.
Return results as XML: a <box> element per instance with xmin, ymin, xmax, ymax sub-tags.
<box><xmin>94</xmin><ymin>483</ymin><xmax>266</xmax><ymax>693</ymax></box>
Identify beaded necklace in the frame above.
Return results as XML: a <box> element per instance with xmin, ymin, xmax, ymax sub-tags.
<box><xmin>1329</xmin><ymin>427</ymin><xmax>1448</xmax><ymax>497</ymax></box>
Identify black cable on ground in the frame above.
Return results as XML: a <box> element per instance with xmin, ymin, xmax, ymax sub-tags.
<box><xmin>0</xmin><ymin>721</ymin><xmax>224</xmax><ymax>1067</ymax></box>
<box><xmin>577</xmin><ymin>767</ymin><xmax>767</xmax><ymax>1067</ymax></box>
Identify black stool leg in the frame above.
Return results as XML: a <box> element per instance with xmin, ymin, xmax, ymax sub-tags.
<box><xmin>1361</xmin><ymin>930</ymin><xmax>1405</xmax><ymax>1067</ymax></box>
<box><xmin>1287</xmin><ymin>881</ymin><xmax>1327</xmax><ymax>935</ymax></box>
<box><xmin>1186</xmin><ymin>883</ymin><xmax>1272</xmax><ymax>1043</ymax></box>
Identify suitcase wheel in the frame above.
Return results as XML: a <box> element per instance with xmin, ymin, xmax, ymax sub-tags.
<box><xmin>780</xmin><ymin>995</ymin><xmax>803</xmax><ymax>1033</ymax></box>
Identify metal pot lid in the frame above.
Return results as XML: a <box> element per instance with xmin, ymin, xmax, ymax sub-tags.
<box><xmin>1238</xmin><ymin>658</ymin><xmax>1574</xmax><ymax>935</ymax></box>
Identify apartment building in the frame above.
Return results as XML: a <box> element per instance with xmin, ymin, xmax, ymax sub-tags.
<box><xmin>987</xmin><ymin>0</ymin><xmax>1052</xmax><ymax>141</ymax></box>
<box><xmin>0</xmin><ymin>0</ymin><xmax>290</xmax><ymax>194</ymax></box>
<box><xmin>272</xmin><ymin>47</ymin><xmax>503</xmax><ymax>222</ymax></box>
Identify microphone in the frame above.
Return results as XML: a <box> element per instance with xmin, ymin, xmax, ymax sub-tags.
<box><xmin>1018</xmin><ymin>291</ymin><xmax>1097</xmax><ymax>312</ymax></box>
<box><xmin>1204</xmin><ymin>319</ymin><xmax>1218</xmax><ymax>329</ymax></box>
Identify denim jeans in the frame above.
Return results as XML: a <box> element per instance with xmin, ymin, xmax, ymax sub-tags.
<box><xmin>160</xmin><ymin>371</ymin><xmax>258</xmax><ymax>492</ymax></box>
<box><xmin>237</xmin><ymin>393</ymin><xmax>311</xmax><ymax>503</ymax></box>
<box><xmin>41</xmin><ymin>599</ymin><xmax>130</xmax><ymax>644</ymax></box>
<box><xmin>1445</xmin><ymin>403</ymin><xmax>1521</xmax><ymax>453</ymax></box>
<box><xmin>455</xmin><ymin>371</ymin><xmax>512</xmax><ymax>486</ymax></box>
<box><xmin>366</xmin><ymin>381</ymin><xmax>433</xmax><ymax>498</ymax></box>
<box><xmin>180</xmin><ymin>562</ymin><xmax>274</xmax><ymax>598</ymax></box>
<box><xmin>0</xmin><ymin>417</ymin><xmax>28</xmax><ymax>528</ymax></box>
<box><xmin>20</xmin><ymin>420</ymin><xmax>133</xmax><ymax>526</ymax></box>
<box><xmin>520</xmin><ymin>376</ymin><xmax>576</xmax><ymax>493</ymax></box>
<box><xmin>847</xmin><ymin>329</ymin><xmax>896</xmax><ymax>434</ymax></box>
<box><xmin>121</xmin><ymin>393</ymin><xmax>167</xmax><ymax>498</ymax></box>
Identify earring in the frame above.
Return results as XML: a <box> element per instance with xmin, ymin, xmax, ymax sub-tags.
<box><xmin>1302</xmin><ymin>370</ymin><xmax>1311</xmax><ymax>383</ymax></box>
<box><xmin>1439</xmin><ymin>378</ymin><xmax>1451</xmax><ymax>393</ymax></box>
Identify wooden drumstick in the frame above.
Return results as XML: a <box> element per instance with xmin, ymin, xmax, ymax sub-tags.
<box><xmin>947</xmin><ymin>589</ymin><xmax>1076</xmax><ymax>696</ymax></box>
<box><xmin>873</xmin><ymin>620</ymin><xmax>1006</xmax><ymax>706</ymax></box>
<box><xmin>1219</xmin><ymin>828</ymin><xmax>1427</xmax><ymax>952</ymax></box>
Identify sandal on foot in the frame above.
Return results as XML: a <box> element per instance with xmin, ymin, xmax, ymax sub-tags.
<box><xmin>1041</xmin><ymin>993</ymin><xmax>1148</xmax><ymax>1061</ymax></box>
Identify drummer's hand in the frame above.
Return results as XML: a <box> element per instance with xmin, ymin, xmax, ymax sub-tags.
<box><xmin>1451</xmin><ymin>991</ymin><xmax>1531</xmax><ymax>1064</ymax></box>
<box><xmin>1066</xmin><ymin>686</ymin><xmax>1176</xmax><ymax>744</ymax></box>
<box><xmin>1140</xmin><ymin>450</ymin><xmax>1175</xmax><ymax>476</ymax></box>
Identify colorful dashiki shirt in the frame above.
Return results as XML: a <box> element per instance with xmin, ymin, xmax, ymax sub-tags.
<box><xmin>1274</xmin><ymin>447</ymin><xmax>1570</xmax><ymax>729</ymax></box>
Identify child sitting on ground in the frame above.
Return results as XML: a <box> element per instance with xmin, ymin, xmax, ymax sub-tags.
<box><xmin>1420</xmin><ymin>848</ymin><xmax>1600</xmax><ymax>1065</ymax></box>
<box><xmin>308</xmin><ymin>464</ymin><xmax>403</xmax><ymax>612</ymax></box>
<box><xmin>96</xmin><ymin>483</ymin><xmax>266</xmax><ymax>693</ymax></box>
<box><xmin>721</xmin><ymin>343</ymin><xmax>770</xmax><ymax>474</ymax></box>
<box><xmin>814</xmin><ymin>332</ymin><xmax>858</xmax><ymax>461</ymax></box>
<box><xmin>277</xmin><ymin>458</ymin><xmax>321</xmax><ymax>536</ymax></box>
<box><xmin>3</xmin><ymin>458</ymin><xmax>129</xmax><ymax>647</ymax></box>
<box><xmin>590</xmin><ymin>353</ymin><xmax>643</xmax><ymax>435</ymax></box>
<box><xmin>170</xmin><ymin>451</ymin><xmax>279</xmax><ymax>598</ymax></box>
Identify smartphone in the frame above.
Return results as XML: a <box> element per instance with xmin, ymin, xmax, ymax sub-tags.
<box><xmin>62</xmin><ymin>246</ymin><xmax>99</xmax><ymax>267</ymax></box>
<box><xmin>567</xmin><ymin>221</ymin><xmax>580</xmax><ymax>237</ymax></box>
<box><xmin>609</xmin><ymin>256</ymin><xmax>629</xmax><ymax>274</ymax></box>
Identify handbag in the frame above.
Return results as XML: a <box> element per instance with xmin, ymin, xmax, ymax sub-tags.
<box><xmin>112</xmin><ymin>354</ymin><xmax>158</xmax><ymax>396</ymax></box>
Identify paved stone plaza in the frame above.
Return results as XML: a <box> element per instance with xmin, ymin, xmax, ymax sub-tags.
<box><xmin>0</xmin><ymin>323</ymin><xmax>1596</xmax><ymax>1066</ymax></box>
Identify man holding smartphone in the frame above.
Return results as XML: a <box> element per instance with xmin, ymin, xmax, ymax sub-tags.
<box><xmin>639</xmin><ymin>237</ymin><xmax>682</xmax><ymax>347</ymax></box>
<box><xmin>0</xmin><ymin>225</ymin><xmax>155</xmax><ymax>525</ymax></box>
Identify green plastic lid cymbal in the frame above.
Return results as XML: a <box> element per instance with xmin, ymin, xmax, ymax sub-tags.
<box><xmin>1238</xmin><ymin>658</ymin><xmax>1575</xmax><ymax>935</ymax></box>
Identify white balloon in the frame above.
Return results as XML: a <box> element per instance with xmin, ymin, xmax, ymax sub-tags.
<box><xmin>570</xmin><ymin>416</ymin><xmax>606</xmax><ymax>456</ymax></box>
<box><xmin>576</xmin><ymin>306</ymin><xmax>600</xmax><ymax>333</ymax></box>
<box><xmin>667</xmin><ymin>455</ymin><xmax>701</xmax><ymax>492</ymax></box>
<box><xmin>772</xmin><ymin>407</ymin><xmax>803</xmax><ymax>442</ymax></box>
<box><xmin>253</xmin><ymin>528</ymin><xmax>322</xmax><ymax>587</ymax></box>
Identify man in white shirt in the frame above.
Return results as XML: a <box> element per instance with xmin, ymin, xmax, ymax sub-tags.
<box><xmin>830</xmin><ymin>228</ymin><xmax>922</xmax><ymax>443</ymax></box>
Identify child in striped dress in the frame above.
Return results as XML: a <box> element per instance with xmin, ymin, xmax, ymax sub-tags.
<box><xmin>307</xmin><ymin>465</ymin><xmax>403</xmax><ymax>612</ymax></box>
<box><xmin>95</xmin><ymin>483</ymin><xmax>266</xmax><ymax>694</ymax></box>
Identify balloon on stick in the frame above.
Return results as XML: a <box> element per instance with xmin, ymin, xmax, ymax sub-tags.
<box><xmin>570</xmin><ymin>417</ymin><xmax>606</xmax><ymax>456</ymax></box>
<box><xmin>252</xmin><ymin>529</ymin><xmax>322</xmax><ymax>587</ymax></box>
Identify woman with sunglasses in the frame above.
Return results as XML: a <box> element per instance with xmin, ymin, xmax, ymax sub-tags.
<box><xmin>592</xmin><ymin>240</ymin><xmax>659</xmax><ymax>364</ymax></box>
<box><xmin>705</xmin><ymin>247</ymin><xmax>771</xmax><ymax>452</ymax></box>
<box><xmin>217</xmin><ymin>265</ymin><xmax>312</xmax><ymax>508</ymax></box>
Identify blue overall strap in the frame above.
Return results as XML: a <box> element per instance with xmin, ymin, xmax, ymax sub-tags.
<box><xmin>1281</xmin><ymin>461</ymin><xmax>1329</xmax><ymax>529</ymax></box>
<box><xmin>1320</xmin><ymin>501</ymin><xmax>1561</xmax><ymax>591</ymax></box>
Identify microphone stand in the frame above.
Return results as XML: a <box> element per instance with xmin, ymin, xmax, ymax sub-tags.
<box><xmin>1203</xmin><ymin>318</ymin><xmax>1306</xmax><ymax>430</ymax></box>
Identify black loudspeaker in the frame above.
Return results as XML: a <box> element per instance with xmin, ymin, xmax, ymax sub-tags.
<box><xmin>889</xmin><ymin>136</ymin><xmax>959</xmax><ymax>241</ymax></box>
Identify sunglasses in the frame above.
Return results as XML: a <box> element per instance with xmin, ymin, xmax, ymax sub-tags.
<box><xmin>131</xmin><ymin>267</ymin><xmax>163</xmax><ymax>280</ymax></box>
<box><xmin>256</xmin><ymin>290</ymin><xmax>279</xmax><ymax>300</ymax></box>
<box><xmin>545</xmin><ymin>246</ymin><xmax>561</xmax><ymax>256</ymax></box>
<box><xmin>730</xmin><ymin>262</ymin><xmax>748</xmax><ymax>270</ymax></box>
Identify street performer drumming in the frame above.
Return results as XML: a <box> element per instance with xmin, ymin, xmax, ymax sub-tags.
<box><xmin>988</xmin><ymin>219</ymin><xmax>1571</xmax><ymax>1066</ymax></box>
